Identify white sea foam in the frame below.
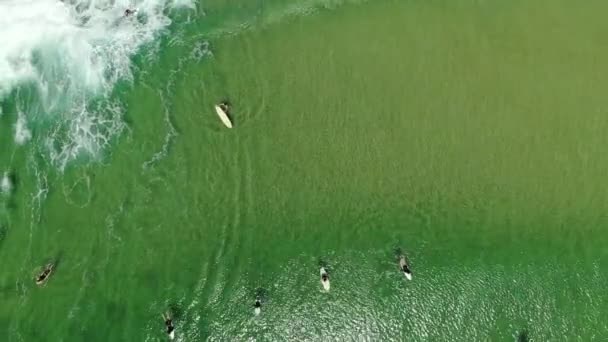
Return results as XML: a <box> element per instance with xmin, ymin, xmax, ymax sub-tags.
<box><xmin>1</xmin><ymin>173</ymin><xmax>13</xmax><ymax>195</ymax></box>
<box><xmin>15</xmin><ymin>111</ymin><xmax>32</xmax><ymax>145</ymax></box>
<box><xmin>0</xmin><ymin>0</ymin><xmax>194</xmax><ymax>169</ymax></box>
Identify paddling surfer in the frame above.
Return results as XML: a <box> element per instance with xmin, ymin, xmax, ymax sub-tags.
<box><xmin>124</xmin><ymin>9</ymin><xmax>136</xmax><ymax>17</ymax></box>
<box><xmin>254</xmin><ymin>297</ymin><xmax>262</xmax><ymax>315</ymax></box>
<box><xmin>214</xmin><ymin>101</ymin><xmax>234</xmax><ymax>128</ymax></box>
<box><xmin>162</xmin><ymin>312</ymin><xmax>176</xmax><ymax>340</ymax></box>
<box><xmin>399</xmin><ymin>255</ymin><xmax>412</xmax><ymax>280</ymax></box>
<box><xmin>35</xmin><ymin>264</ymin><xmax>54</xmax><ymax>285</ymax></box>
<box><xmin>320</xmin><ymin>267</ymin><xmax>330</xmax><ymax>291</ymax></box>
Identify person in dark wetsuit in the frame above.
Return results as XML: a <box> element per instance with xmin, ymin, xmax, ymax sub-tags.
<box><xmin>124</xmin><ymin>9</ymin><xmax>135</xmax><ymax>17</ymax></box>
<box><xmin>219</xmin><ymin>102</ymin><xmax>230</xmax><ymax>113</ymax></box>
<box><xmin>322</xmin><ymin>273</ymin><xmax>329</xmax><ymax>282</ymax></box>
<box><xmin>36</xmin><ymin>271</ymin><xmax>49</xmax><ymax>283</ymax></box>
<box><xmin>165</xmin><ymin>318</ymin><xmax>174</xmax><ymax>335</ymax></box>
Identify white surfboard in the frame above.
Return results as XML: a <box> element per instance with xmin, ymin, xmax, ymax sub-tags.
<box><xmin>254</xmin><ymin>306</ymin><xmax>261</xmax><ymax>316</ymax></box>
<box><xmin>320</xmin><ymin>267</ymin><xmax>330</xmax><ymax>291</ymax></box>
<box><xmin>214</xmin><ymin>105</ymin><xmax>233</xmax><ymax>128</ymax></box>
<box><xmin>168</xmin><ymin>330</ymin><xmax>175</xmax><ymax>340</ymax></box>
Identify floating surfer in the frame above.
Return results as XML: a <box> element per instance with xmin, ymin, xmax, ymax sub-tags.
<box><xmin>399</xmin><ymin>255</ymin><xmax>412</xmax><ymax>280</ymax></box>
<box><xmin>35</xmin><ymin>263</ymin><xmax>54</xmax><ymax>286</ymax></box>
<box><xmin>254</xmin><ymin>297</ymin><xmax>262</xmax><ymax>316</ymax></box>
<box><xmin>162</xmin><ymin>312</ymin><xmax>176</xmax><ymax>340</ymax></box>
<box><xmin>320</xmin><ymin>267</ymin><xmax>330</xmax><ymax>291</ymax></box>
<box><xmin>214</xmin><ymin>102</ymin><xmax>233</xmax><ymax>128</ymax></box>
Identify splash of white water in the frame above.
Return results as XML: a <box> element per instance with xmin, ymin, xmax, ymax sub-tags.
<box><xmin>15</xmin><ymin>111</ymin><xmax>32</xmax><ymax>145</ymax></box>
<box><xmin>1</xmin><ymin>172</ymin><xmax>13</xmax><ymax>195</ymax></box>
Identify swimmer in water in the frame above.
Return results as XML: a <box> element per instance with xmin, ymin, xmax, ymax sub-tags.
<box><xmin>162</xmin><ymin>312</ymin><xmax>175</xmax><ymax>340</ymax></box>
<box><xmin>124</xmin><ymin>9</ymin><xmax>136</xmax><ymax>17</ymax></box>
<box><xmin>36</xmin><ymin>263</ymin><xmax>54</xmax><ymax>285</ymax></box>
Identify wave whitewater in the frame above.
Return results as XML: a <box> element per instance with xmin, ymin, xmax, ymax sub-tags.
<box><xmin>0</xmin><ymin>0</ymin><xmax>194</xmax><ymax>170</ymax></box>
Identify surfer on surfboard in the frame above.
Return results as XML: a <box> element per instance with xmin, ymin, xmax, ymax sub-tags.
<box><xmin>162</xmin><ymin>312</ymin><xmax>176</xmax><ymax>340</ymax></box>
<box><xmin>254</xmin><ymin>297</ymin><xmax>262</xmax><ymax>315</ymax></box>
<box><xmin>399</xmin><ymin>255</ymin><xmax>412</xmax><ymax>280</ymax></box>
<box><xmin>214</xmin><ymin>101</ymin><xmax>233</xmax><ymax>128</ymax></box>
<box><xmin>320</xmin><ymin>267</ymin><xmax>330</xmax><ymax>291</ymax></box>
<box><xmin>124</xmin><ymin>9</ymin><xmax>136</xmax><ymax>17</ymax></box>
<box><xmin>35</xmin><ymin>263</ymin><xmax>54</xmax><ymax>285</ymax></box>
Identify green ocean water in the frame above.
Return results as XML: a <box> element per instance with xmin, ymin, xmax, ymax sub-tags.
<box><xmin>1</xmin><ymin>0</ymin><xmax>608</xmax><ymax>340</ymax></box>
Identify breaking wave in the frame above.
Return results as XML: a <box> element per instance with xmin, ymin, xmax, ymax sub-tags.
<box><xmin>0</xmin><ymin>0</ymin><xmax>194</xmax><ymax>169</ymax></box>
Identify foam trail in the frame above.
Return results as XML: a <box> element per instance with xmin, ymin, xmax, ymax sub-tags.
<box><xmin>1</xmin><ymin>173</ymin><xmax>12</xmax><ymax>195</ymax></box>
<box><xmin>0</xmin><ymin>0</ymin><xmax>194</xmax><ymax>169</ymax></box>
<box><xmin>14</xmin><ymin>111</ymin><xmax>32</xmax><ymax>145</ymax></box>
